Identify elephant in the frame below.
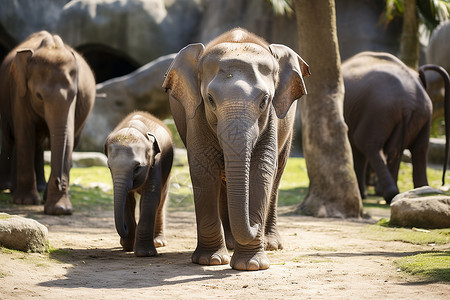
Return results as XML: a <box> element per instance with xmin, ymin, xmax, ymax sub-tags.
<box><xmin>163</xmin><ymin>28</ymin><xmax>310</xmax><ymax>271</ymax></box>
<box><xmin>342</xmin><ymin>51</ymin><xmax>450</xmax><ymax>204</ymax></box>
<box><xmin>0</xmin><ymin>31</ymin><xmax>96</xmax><ymax>215</ymax></box>
<box><xmin>104</xmin><ymin>111</ymin><xmax>174</xmax><ymax>257</ymax></box>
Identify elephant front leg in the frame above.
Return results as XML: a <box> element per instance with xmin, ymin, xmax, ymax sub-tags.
<box><xmin>44</xmin><ymin>173</ymin><xmax>72</xmax><ymax>215</ymax></box>
<box><xmin>0</xmin><ymin>137</ymin><xmax>13</xmax><ymax>191</ymax></box>
<box><xmin>231</xmin><ymin>235</ymin><xmax>268</xmax><ymax>271</ymax></box>
<box><xmin>191</xmin><ymin>168</ymin><xmax>230</xmax><ymax>266</ymax></box>
<box><xmin>134</xmin><ymin>174</ymin><xmax>161</xmax><ymax>257</ymax></box>
<box><xmin>230</xmin><ymin>150</ymin><xmax>275</xmax><ymax>271</ymax></box>
<box><xmin>14</xmin><ymin>123</ymin><xmax>41</xmax><ymax>205</ymax></box>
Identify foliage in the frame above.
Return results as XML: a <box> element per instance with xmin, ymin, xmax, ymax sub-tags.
<box><xmin>267</xmin><ymin>0</ymin><xmax>293</xmax><ymax>16</ymax></box>
<box><xmin>395</xmin><ymin>251</ymin><xmax>450</xmax><ymax>282</ymax></box>
<box><xmin>381</xmin><ymin>0</ymin><xmax>450</xmax><ymax>34</ymax></box>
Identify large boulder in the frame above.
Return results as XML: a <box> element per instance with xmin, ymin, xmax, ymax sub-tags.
<box><xmin>0</xmin><ymin>213</ymin><xmax>49</xmax><ymax>252</ymax></box>
<box><xmin>390</xmin><ymin>186</ymin><xmax>450</xmax><ymax>229</ymax></box>
<box><xmin>0</xmin><ymin>0</ymin><xmax>69</xmax><ymax>43</ymax></box>
<box><xmin>56</xmin><ymin>0</ymin><xmax>202</xmax><ymax>66</ymax></box>
<box><xmin>78</xmin><ymin>53</ymin><xmax>175</xmax><ymax>151</ymax></box>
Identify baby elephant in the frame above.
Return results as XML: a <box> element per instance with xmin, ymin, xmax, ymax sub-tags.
<box><xmin>105</xmin><ymin>111</ymin><xmax>174</xmax><ymax>257</ymax></box>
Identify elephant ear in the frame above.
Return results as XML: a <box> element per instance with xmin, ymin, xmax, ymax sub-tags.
<box><xmin>146</xmin><ymin>132</ymin><xmax>161</xmax><ymax>155</ymax></box>
<box><xmin>269</xmin><ymin>44</ymin><xmax>310</xmax><ymax>119</ymax></box>
<box><xmin>12</xmin><ymin>49</ymin><xmax>34</xmax><ymax>98</ymax></box>
<box><xmin>162</xmin><ymin>43</ymin><xmax>205</xmax><ymax>119</ymax></box>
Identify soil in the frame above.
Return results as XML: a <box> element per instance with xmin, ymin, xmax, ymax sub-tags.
<box><xmin>0</xmin><ymin>204</ymin><xmax>449</xmax><ymax>299</ymax></box>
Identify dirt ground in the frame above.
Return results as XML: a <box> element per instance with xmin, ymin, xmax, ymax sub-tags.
<box><xmin>0</xmin><ymin>204</ymin><xmax>449</xmax><ymax>299</ymax></box>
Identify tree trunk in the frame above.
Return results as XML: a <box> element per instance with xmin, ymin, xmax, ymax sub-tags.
<box><xmin>293</xmin><ymin>0</ymin><xmax>362</xmax><ymax>218</ymax></box>
<box><xmin>399</xmin><ymin>0</ymin><xmax>419</xmax><ymax>70</ymax></box>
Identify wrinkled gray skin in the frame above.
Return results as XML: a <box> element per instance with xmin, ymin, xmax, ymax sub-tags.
<box><xmin>0</xmin><ymin>31</ymin><xmax>96</xmax><ymax>215</ymax></box>
<box><xmin>343</xmin><ymin>51</ymin><xmax>445</xmax><ymax>204</ymax></box>
<box><xmin>163</xmin><ymin>28</ymin><xmax>309</xmax><ymax>271</ymax></box>
<box><xmin>104</xmin><ymin>111</ymin><xmax>173</xmax><ymax>257</ymax></box>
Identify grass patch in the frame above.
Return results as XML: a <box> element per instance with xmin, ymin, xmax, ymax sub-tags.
<box><xmin>0</xmin><ymin>156</ymin><xmax>448</xmax><ymax>213</ymax></box>
<box><xmin>363</xmin><ymin>221</ymin><xmax>450</xmax><ymax>245</ymax></box>
<box><xmin>395</xmin><ymin>251</ymin><xmax>450</xmax><ymax>282</ymax></box>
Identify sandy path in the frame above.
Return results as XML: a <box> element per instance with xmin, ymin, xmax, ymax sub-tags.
<box><xmin>0</xmin><ymin>206</ymin><xmax>449</xmax><ymax>299</ymax></box>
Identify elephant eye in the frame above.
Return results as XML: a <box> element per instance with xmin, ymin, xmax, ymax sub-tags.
<box><xmin>207</xmin><ymin>94</ymin><xmax>216</xmax><ymax>110</ymax></box>
<box><xmin>260</xmin><ymin>94</ymin><xmax>270</xmax><ymax>111</ymax></box>
<box><xmin>36</xmin><ymin>92</ymin><xmax>43</xmax><ymax>101</ymax></box>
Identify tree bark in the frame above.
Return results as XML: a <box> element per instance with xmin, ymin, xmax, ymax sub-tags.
<box><xmin>293</xmin><ymin>0</ymin><xmax>362</xmax><ymax>218</ymax></box>
<box><xmin>399</xmin><ymin>0</ymin><xmax>419</xmax><ymax>70</ymax></box>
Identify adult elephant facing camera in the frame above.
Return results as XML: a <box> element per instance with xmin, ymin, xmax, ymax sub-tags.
<box><xmin>163</xmin><ymin>28</ymin><xmax>310</xmax><ymax>271</ymax></box>
<box><xmin>0</xmin><ymin>31</ymin><xmax>96</xmax><ymax>215</ymax></box>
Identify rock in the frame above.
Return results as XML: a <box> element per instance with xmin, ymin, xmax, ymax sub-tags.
<box><xmin>390</xmin><ymin>186</ymin><xmax>450</xmax><ymax>229</ymax></box>
<box><xmin>0</xmin><ymin>213</ymin><xmax>49</xmax><ymax>252</ymax></box>
<box><xmin>78</xmin><ymin>53</ymin><xmax>176</xmax><ymax>151</ymax></box>
<box><xmin>55</xmin><ymin>0</ymin><xmax>202</xmax><ymax>66</ymax></box>
<box><xmin>0</xmin><ymin>0</ymin><xmax>68</xmax><ymax>43</ymax></box>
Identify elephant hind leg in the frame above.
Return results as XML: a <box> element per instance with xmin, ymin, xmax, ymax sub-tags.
<box><xmin>367</xmin><ymin>149</ymin><xmax>398</xmax><ymax>203</ymax></box>
<box><xmin>409</xmin><ymin>123</ymin><xmax>430</xmax><ymax>188</ymax></box>
<box><xmin>352</xmin><ymin>148</ymin><xmax>369</xmax><ymax>199</ymax></box>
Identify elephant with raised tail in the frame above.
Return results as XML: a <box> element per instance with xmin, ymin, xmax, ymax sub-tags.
<box><xmin>343</xmin><ymin>51</ymin><xmax>450</xmax><ymax>204</ymax></box>
<box><xmin>0</xmin><ymin>31</ymin><xmax>96</xmax><ymax>215</ymax></box>
<box><xmin>104</xmin><ymin>111</ymin><xmax>173</xmax><ymax>257</ymax></box>
<box><xmin>163</xmin><ymin>28</ymin><xmax>310</xmax><ymax>271</ymax></box>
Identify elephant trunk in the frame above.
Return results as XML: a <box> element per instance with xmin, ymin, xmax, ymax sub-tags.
<box><xmin>219</xmin><ymin>118</ymin><xmax>259</xmax><ymax>245</ymax></box>
<box><xmin>47</xmin><ymin>117</ymin><xmax>75</xmax><ymax>194</ymax></box>
<box><xmin>112</xmin><ymin>176</ymin><xmax>132</xmax><ymax>238</ymax></box>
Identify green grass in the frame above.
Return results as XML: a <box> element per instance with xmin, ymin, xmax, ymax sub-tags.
<box><xmin>0</xmin><ymin>157</ymin><xmax>449</xmax><ymax>212</ymax></box>
<box><xmin>395</xmin><ymin>251</ymin><xmax>450</xmax><ymax>282</ymax></box>
<box><xmin>364</xmin><ymin>220</ymin><xmax>450</xmax><ymax>245</ymax></box>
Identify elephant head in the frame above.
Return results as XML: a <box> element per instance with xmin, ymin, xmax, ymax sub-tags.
<box><xmin>11</xmin><ymin>34</ymin><xmax>79</xmax><ymax>214</ymax></box>
<box><xmin>105</xmin><ymin>128</ymin><xmax>160</xmax><ymax>239</ymax></box>
<box><xmin>163</xmin><ymin>29</ymin><xmax>310</xmax><ymax>245</ymax></box>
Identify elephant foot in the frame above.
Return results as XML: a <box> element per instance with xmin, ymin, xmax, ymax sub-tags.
<box><xmin>120</xmin><ymin>237</ymin><xmax>134</xmax><ymax>252</ymax></box>
<box><xmin>230</xmin><ymin>247</ymin><xmax>269</xmax><ymax>271</ymax></box>
<box><xmin>134</xmin><ymin>244</ymin><xmax>158</xmax><ymax>257</ymax></box>
<box><xmin>264</xmin><ymin>231</ymin><xmax>283</xmax><ymax>251</ymax></box>
<box><xmin>154</xmin><ymin>235</ymin><xmax>167</xmax><ymax>248</ymax></box>
<box><xmin>13</xmin><ymin>190</ymin><xmax>41</xmax><ymax>205</ymax></box>
<box><xmin>192</xmin><ymin>246</ymin><xmax>230</xmax><ymax>266</ymax></box>
<box><xmin>44</xmin><ymin>195</ymin><xmax>73</xmax><ymax>215</ymax></box>
<box><xmin>384</xmin><ymin>188</ymin><xmax>399</xmax><ymax>205</ymax></box>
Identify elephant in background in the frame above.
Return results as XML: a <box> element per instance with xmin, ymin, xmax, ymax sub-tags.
<box><xmin>343</xmin><ymin>51</ymin><xmax>450</xmax><ymax>203</ymax></box>
<box><xmin>104</xmin><ymin>111</ymin><xmax>174</xmax><ymax>257</ymax></box>
<box><xmin>0</xmin><ymin>31</ymin><xmax>96</xmax><ymax>215</ymax></box>
<box><xmin>426</xmin><ymin>21</ymin><xmax>450</xmax><ymax>124</ymax></box>
<box><xmin>163</xmin><ymin>28</ymin><xmax>309</xmax><ymax>270</ymax></box>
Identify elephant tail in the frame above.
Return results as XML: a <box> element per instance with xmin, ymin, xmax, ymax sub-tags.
<box><xmin>419</xmin><ymin>64</ymin><xmax>450</xmax><ymax>185</ymax></box>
